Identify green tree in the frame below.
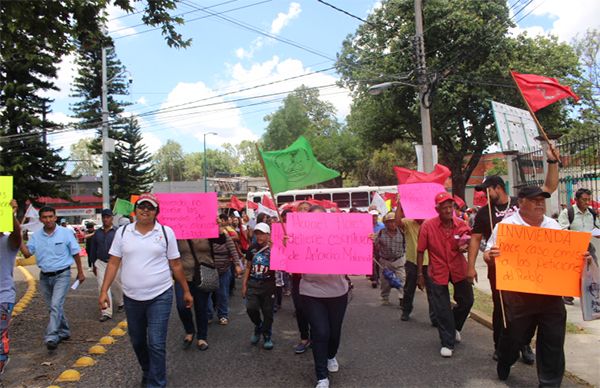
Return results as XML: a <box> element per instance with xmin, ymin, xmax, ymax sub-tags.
<box><xmin>262</xmin><ymin>86</ymin><xmax>361</xmax><ymax>184</ymax></box>
<box><xmin>182</xmin><ymin>150</ymin><xmax>238</xmax><ymax>180</ymax></box>
<box><xmin>486</xmin><ymin>158</ymin><xmax>508</xmax><ymax>176</ymax></box>
<box><xmin>70</xmin><ymin>138</ymin><xmax>100</xmax><ymax>176</ymax></box>
<box><xmin>152</xmin><ymin>140</ymin><xmax>185</xmax><ymax>181</ymax></box>
<box><xmin>354</xmin><ymin>140</ymin><xmax>417</xmax><ymax>186</ymax></box>
<box><xmin>223</xmin><ymin>140</ymin><xmax>263</xmax><ymax>177</ymax></box>
<box><xmin>570</xmin><ymin>29</ymin><xmax>599</xmax><ymax>132</ymax></box>
<box><xmin>110</xmin><ymin>118</ymin><xmax>154</xmax><ymax>198</ymax></box>
<box><xmin>336</xmin><ymin>0</ymin><xmax>580</xmax><ymax>197</ymax></box>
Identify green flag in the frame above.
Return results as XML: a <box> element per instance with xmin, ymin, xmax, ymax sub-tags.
<box><xmin>259</xmin><ymin>136</ymin><xmax>340</xmax><ymax>194</ymax></box>
<box><xmin>114</xmin><ymin>198</ymin><xmax>134</xmax><ymax>215</ymax></box>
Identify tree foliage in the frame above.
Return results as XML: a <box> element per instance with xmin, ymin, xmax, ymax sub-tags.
<box><xmin>70</xmin><ymin>138</ymin><xmax>100</xmax><ymax>176</ymax></box>
<box><xmin>153</xmin><ymin>140</ymin><xmax>185</xmax><ymax>181</ymax></box>
<box><xmin>336</xmin><ymin>0</ymin><xmax>580</xmax><ymax>196</ymax></box>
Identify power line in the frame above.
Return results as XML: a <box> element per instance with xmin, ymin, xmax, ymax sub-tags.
<box><xmin>315</xmin><ymin>0</ymin><xmax>373</xmax><ymax>26</ymax></box>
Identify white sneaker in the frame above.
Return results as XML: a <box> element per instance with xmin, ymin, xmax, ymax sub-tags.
<box><xmin>440</xmin><ymin>347</ymin><xmax>453</xmax><ymax>357</ymax></box>
<box><xmin>327</xmin><ymin>357</ymin><xmax>339</xmax><ymax>372</ymax></box>
<box><xmin>316</xmin><ymin>378</ymin><xmax>330</xmax><ymax>388</ymax></box>
<box><xmin>455</xmin><ymin>330</ymin><xmax>462</xmax><ymax>343</ymax></box>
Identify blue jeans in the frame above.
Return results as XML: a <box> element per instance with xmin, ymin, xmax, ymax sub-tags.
<box><xmin>39</xmin><ymin>270</ymin><xmax>71</xmax><ymax>343</ymax></box>
<box><xmin>0</xmin><ymin>303</ymin><xmax>14</xmax><ymax>360</ymax></box>
<box><xmin>216</xmin><ymin>270</ymin><xmax>232</xmax><ymax>319</ymax></box>
<box><xmin>124</xmin><ymin>287</ymin><xmax>173</xmax><ymax>388</ymax></box>
<box><xmin>174</xmin><ymin>282</ymin><xmax>210</xmax><ymax>340</ymax></box>
<box><xmin>301</xmin><ymin>293</ymin><xmax>348</xmax><ymax>380</ymax></box>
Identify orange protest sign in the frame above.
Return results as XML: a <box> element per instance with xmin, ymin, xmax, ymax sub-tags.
<box><xmin>495</xmin><ymin>223</ymin><xmax>590</xmax><ymax>297</ymax></box>
<box><xmin>129</xmin><ymin>195</ymin><xmax>140</xmax><ymax>217</ymax></box>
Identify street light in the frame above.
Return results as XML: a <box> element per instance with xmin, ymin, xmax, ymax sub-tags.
<box><xmin>367</xmin><ymin>79</ymin><xmax>434</xmax><ymax>173</ymax></box>
<box><xmin>203</xmin><ymin>132</ymin><xmax>217</xmax><ymax>192</ymax></box>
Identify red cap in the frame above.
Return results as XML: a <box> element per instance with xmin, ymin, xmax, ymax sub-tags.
<box><xmin>137</xmin><ymin>193</ymin><xmax>159</xmax><ymax>207</ymax></box>
<box><xmin>434</xmin><ymin>192</ymin><xmax>455</xmax><ymax>205</ymax></box>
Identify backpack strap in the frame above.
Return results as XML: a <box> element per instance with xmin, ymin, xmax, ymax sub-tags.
<box><xmin>160</xmin><ymin>224</ymin><xmax>168</xmax><ymax>252</ymax></box>
<box><xmin>121</xmin><ymin>224</ymin><xmax>128</xmax><ymax>237</ymax></box>
<box><xmin>567</xmin><ymin>205</ymin><xmax>574</xmax><ymax>229</ymax></box>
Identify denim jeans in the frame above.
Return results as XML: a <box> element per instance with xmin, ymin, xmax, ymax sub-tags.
<box><xmin>124</xmin><ymin>287</ymin><xmax>173</xmax><ymax>388</ymax></box>
<box><xmin>39</xmin><ymin>270</ymin><xmax>71</xmax><ymax>344</ymax></box>
<box><xmin>0</xmin><ymin>303</ymin><xmax>14</xmax><ymax>361</ymax></box>
<box><xmin>174</xmin><ymin>282</ymin><xmax>210</xmax><ymax>340</ymax></box>
<box><xmin>301</xmin><ymin>293</ymin><xmax>348</xmax><ymax>380</ymax></box>
<box><xmin>215</xmin><ymin>270</ymin><xmax>232</xmax><ymax>318</ymax></box>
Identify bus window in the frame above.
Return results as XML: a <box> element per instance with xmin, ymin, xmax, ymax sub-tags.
<box><xmin>277</xmin><ymin>195</ymin><xmax>294</xmax><ymax>205</ymax></box>
<box><xmin>296</xmin><ymin>194</ymin><xmax>311</xmax><ymax>201</ymax></box>
<box><xmin>332</xmin><ymin>193</ymin><xmax>350</xmax><ymax>208</ymax></box>
<box><xmin>351</xmin><ymin>192</ymin><xmax>369</xmax><ymax>208</ymax></box>
<box><xmin>314</xmin><ymin>193</ymin><xmax>332</xmax><ymax>201</ymax></box>
<box><xmin>252</xmin><ymin>196</ymin><xmax>261</xmax><ymax>203</ymax></box>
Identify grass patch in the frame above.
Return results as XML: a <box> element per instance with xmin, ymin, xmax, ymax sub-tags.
<box><xmin>566</xmin><ymin>322</ymin><xmax>588</xmax><ymax>334</ymax></box>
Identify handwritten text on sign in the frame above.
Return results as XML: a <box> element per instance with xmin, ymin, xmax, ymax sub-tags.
<box><xmin>156</xmin><ymin>192</ymin><xmax>219</xmax><ymax>239</ymax></box>
<box><xmin>0</xmin><ymin>176</ymin><xmax>13</xmax><ymax>232</ymax></box>
<box><xmin>398</xmin><ymin>183</ymin><xmax>445</xmax><ymax>220</ymax></box>
<box><xmin>495</xmin><ymin>223</ymin><xmax>590</xmax><ymax>297</ymax></box>
<box><xmin>271</xmin><ymin>213</ymin><xmax>373</xmax><ymax>275</ymax></box>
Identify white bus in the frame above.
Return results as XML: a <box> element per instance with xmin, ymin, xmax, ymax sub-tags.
<box><xmin>247</xmin><ymin>185</ymin><xmax>398</xmax><ymax>211</ymax></box>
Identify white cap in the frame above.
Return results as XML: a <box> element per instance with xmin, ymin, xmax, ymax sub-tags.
<box><xmin>254</xmin><ymin>222</ymin><xmax>270</xmax><ymax>234</ymax></box>
<box><xmin>233</xmin><ymin>210</ymin><xmax>240</xmax><ymax>217</ymax></box>
<box><xmin>369</xmin><ymin>210</ymin><xmax>379</xmax><ymax>215</ymax></box>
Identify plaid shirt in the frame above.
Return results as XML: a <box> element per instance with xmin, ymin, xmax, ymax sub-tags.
<box><xmin>374</xmin><ymin>228</ymin><xmax>405</xmax><ymax>262</ymax></box>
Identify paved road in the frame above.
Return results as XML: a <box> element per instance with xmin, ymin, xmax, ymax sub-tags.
<box><xmin>3</xmin><ymin>270</ymin><xmax>586</xmax><ymax>387</ymax></box>
<box><xmin>78</xmin><ymin>277</ymin><xmax>582</xmax><ymax>388</ymax></box>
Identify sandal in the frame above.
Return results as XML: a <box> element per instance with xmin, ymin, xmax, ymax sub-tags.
<box><xmin>183</xmin><ymin>335</ymin><xmax>193</xmax><ymax>349</ymax></box>
<box><xmin>197</xmin><ymin>340</ymin><xmax>208</xmax><ymax>351</ymax></box>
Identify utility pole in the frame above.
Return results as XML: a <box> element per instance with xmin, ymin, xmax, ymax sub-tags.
<box><xmin>414</xmin><ymin>0</ymin><xmax>434</xmax><ymax>173</ymax></box>
<box><xmin>101</xmin><ymin>47</ymin><xmax>110</xmax><ymax>210</ymax></box>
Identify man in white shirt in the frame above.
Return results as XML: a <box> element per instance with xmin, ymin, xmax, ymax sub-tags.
<box><xmin>485</xmin><ymin>186</ymin><xmax>592</xmax><ymax>386</ymax></box>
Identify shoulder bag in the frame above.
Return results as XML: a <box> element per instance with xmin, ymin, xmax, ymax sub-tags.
<box><xmin>188</xmin><ymin>240</ymin><xmax>219</xmax><ymax>292</ymax></box>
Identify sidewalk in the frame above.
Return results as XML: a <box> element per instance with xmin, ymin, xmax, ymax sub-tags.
<box><xmin>474</xmin><ymin>258</ymin><xmax>600</xmax><ymax>387</ymax></box>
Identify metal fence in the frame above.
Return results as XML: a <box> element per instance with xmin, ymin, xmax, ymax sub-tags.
<box><xmin>512</xmin><ymin>131</ymin><xmax>600</xmax><ymax>211</ymax></box>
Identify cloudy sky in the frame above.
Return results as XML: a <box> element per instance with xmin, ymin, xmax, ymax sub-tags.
<box><xmin>44</xmin><ymin>0</ymin><xmax>599</xmax><ymax>159</ymax></box>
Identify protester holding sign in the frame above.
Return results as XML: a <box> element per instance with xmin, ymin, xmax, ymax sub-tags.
<box><xmin>99</xmin><ymin>193</ymin><xmax>192</xmax><ymax>388</ymax></box>
<box><xmin>417</xmin><ymin>192</ymin><xmax>473</xmax><ymax>358</ymax></box>
<box><xmin>299</xmin><ymin>205</ymin><xmax>350</xmax><ymax>388</ymax></box>
<box><xmin>485</xmin><ymin>186</ymin><xmax>592</xmax><ymax>386</ymax></box>
<box><xmin>0</xmin><ymin>200</ymin><xmax>21</xmax><ymax>374</ymax></box>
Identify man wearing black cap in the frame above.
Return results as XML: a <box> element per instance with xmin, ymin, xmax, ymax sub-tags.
<box><xmin>467</xmin><ymin>149</ymin><xmax>559</xmax><ymax>363</ymax></box>
<box><xmin>89</xmin><ymin>209</ymin><xmax>123</xmax><ymax>322</ymax></box>
<box><xmin>485</xmin><ymin>186</ymin><xmax>591</xmax><ymax>386</ymax></box>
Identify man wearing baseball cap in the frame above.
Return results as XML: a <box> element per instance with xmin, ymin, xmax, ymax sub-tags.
<box><xmin>467</xmin><ymin>146</ymin><xmax>560</xmax><ymax>364</ymax></box>
<box><xmin>374</xmin><ymin>212</ymin><xmax>406</xmax><ymax>306</ymax></box>
<box><xmin>417</xmin><ymin>192</ymin><xmax>473</xmax><ymax>358</ymax></box>
<box><xmin>485</xmin><ymin>186</ymin><xmax>592</xmax><ymax>385</ymax></box>
<box><xmin>89</xmin><ymin>209</ymin><xmax>123</xmax><ymax>322</ymax></box>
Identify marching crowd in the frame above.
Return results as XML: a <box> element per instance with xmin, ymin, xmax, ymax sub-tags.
<box><xmin>0</xmin><ymin>146</ymin><xmax>596</xmax><ymax>388</ymax></box>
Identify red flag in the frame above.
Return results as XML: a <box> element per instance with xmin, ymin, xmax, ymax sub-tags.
<box><xmin>383</xmin><ymin>192</ymin><xmax>398</xmax><ymax>209</ymax></box>
<box><xmin>247</xmin><ymin>201</ymin><xmax>258</xmax><ymax>210</ymax></box>
<box><xmin>511</xmin><ymin>71</ymin><xmax>579</xmax><ymax>112</ymax></box>
<box><xmin>262</xmin><ymin>195</ymin><xmax>277</xmax><ymax>210</ymax></box>
<box><xmin>393</xmin><ymin>164</ymin><xmax>451</xmax><ymax>185</ymax></box>
<box><xmin>228</xmin><ymin>195</ymin><xmax>245</xmax><ymax>211</ymax></box>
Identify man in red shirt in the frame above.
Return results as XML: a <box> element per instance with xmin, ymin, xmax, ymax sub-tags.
<box><xmin>417</xmin><ymin>192</ymin><xmax>473</xmax><ymax>358</ymax></box>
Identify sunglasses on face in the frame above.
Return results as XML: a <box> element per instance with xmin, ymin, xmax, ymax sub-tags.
<box><xmin>137</xmin><ymin>203</ymin><xmax>157</xmax><ymax>211</ymax></box>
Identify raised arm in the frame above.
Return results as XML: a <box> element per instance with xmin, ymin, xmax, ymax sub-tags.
<box><xmin>541</xmin><ymin>144</ymin><xmax>560</xmax><ymax>194</ymax></box>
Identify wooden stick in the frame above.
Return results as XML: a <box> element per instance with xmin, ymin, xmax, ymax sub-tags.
<box><xmin>255</xmin><ymin>144</ymin><xmax>288</xmax><ymax>236</ymax></box>
<box><xmin>509</xmin><ymin>70</ymin><xmax>562</xmax><ymax>167</ymax></box>
<box><xmin>486</xmin><ymin>188</ymin><xmax>507</xmax><ymax>329</ymax></box>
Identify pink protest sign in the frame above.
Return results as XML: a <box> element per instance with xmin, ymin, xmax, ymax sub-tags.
<box><xmin>155</xmin><ymin>192</ymin><xmax>219</xmax><ymax>239</ymax></box>
<box><xmin>270</xmin><ymin>223</ymin><xmax>287</xmax><ymax>271</ymax></box>
<box><xmin>398</xmin><ymin>183</ymin><xmax>445</xmax><ymax>220</ymax></box>
<box><xmin>271</xmin><ymin>213</ymin><xmax>373</xmax><ymax>275</ymax></box>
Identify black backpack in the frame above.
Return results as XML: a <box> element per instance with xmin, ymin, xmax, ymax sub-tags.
<box><xmin>567</xmin><ymin>205</ymin><xmax>598</xmax><ymax>229</ymax></box>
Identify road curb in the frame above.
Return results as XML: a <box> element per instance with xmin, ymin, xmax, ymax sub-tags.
<box><xmin>468</xmin><ymin>308</ymin><xmax>594</xmax><ymax>387</ymax></box>
<box><xmin>12</xmin><ymin>266</ymin><xmax>36</xmax><ymax>318</ymax></box>
<box><xmin>51</xmin><ymin>319</ymin><xmax>128</xmax><ymax>386</ymax></box>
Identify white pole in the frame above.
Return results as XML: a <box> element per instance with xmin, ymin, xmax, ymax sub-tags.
<box><xmin>414</xmin><ymin>0</ymin><xmax>433</xmax><ymax>173</ymax></box>
<box><xmin>101</xmin><ymin>47</ymin><xmax>110</xmax><ymax>210</ymax></box>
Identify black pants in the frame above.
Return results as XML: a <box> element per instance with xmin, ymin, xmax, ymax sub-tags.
<box><xmin>291</xmin><ymin>274</ymin><xmax>310</xmax><ymax>340</ymax></box>
<box><xmin>245</xmin><ymin>279</ymin><xmax>276</xmax><ymax>337</ymax></box>
<box><xmin>488</xmin><ymin>265</ymin><xmax>536</xmax><ymax>350</ymax></box>
<box><xmin>497</xmin><ymin>296</ymin><xmax>566</xmax><ymax>387</ymax></box>
<box><xmin>404</xmin><ymin>262</ymin><xmax>437</xmax><ymax>324</ymax></box>
<box><xmin>301</xmin><ymin>293</ymin><xmax>348</xmax><ymax>380</ymax></box>
<box><xmin>429</xmin><ymin>279</ymin><xmax>473</xmax><ymax>349</ymax></box>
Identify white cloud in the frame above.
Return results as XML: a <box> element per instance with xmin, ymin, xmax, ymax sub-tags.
<box><xmin>136</xmin><ymin>96</ymin><xmax>148</xmax><ymax>105</ymax></box>
<box><xmin>46</xmin><ymin>112</ymin><xmax>91</xmax><ymax>154</ymax></box>
<box><xmin>154</xmin><ymin>81</ymin><xmax>258</xmax><ymax>147</ymax></box>
<box><xmin>510</xmin><ymin>0</ymin><xmax>599</xmax><ymax>41</ymax></box>
<box><xmin>141</xmin><ymin>131</ymin><xmax>163</xmax><ymax>154</ymax></box>
<box><xmin>235</xmin><ymin>2</ymin><xmax>301</xmax><ymax>60</ymax></box>
<box><xmin>106</xmin><ymin>4</ymin><xmax>138</xmax><ymax>37</ymax></box>
<box><xmin>271</xmin><ymin>2</ymin><xmax>301</xmax><ymax>34</ymax></box>
<box><xmin>38</xmin><ymin>54</ymin><xmax>78</xmax><ymax>101</ymax></box>
<box><xmin>224</xmin><ymin>56</ymin><xmax>352</xmax><ymax>120</ymax></box>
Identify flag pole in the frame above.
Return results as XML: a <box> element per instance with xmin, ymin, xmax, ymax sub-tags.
<box><xmin>255</xmin><ymin>144</ymin><xmax>288</xmax><ymax>236</ymax></box>
<box><xmin>486</xmin><ymin>188</ymin><xmax>507</xmax><ymax>330</ymax></box>
<box><xmin>509</xmin><ymin>70</ymin><xmax>562</xmax><ymax>166</ymax></box>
